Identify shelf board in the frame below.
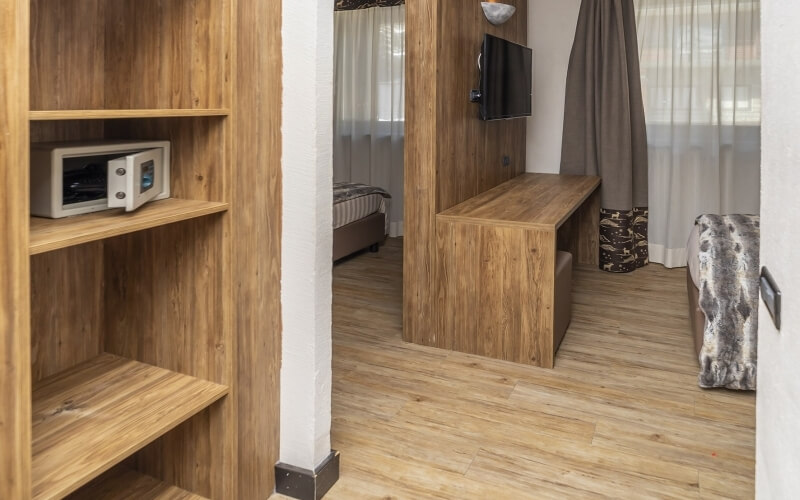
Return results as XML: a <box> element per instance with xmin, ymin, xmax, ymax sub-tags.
<box><xmin>29</xmin><ymin>198</ymin><xmax>229</xmax><ymax>255</ymax></box>
<box><xmin>68</xmin><ymin>467</ymin><xmax>208</xmax><ymax>500</ymax></box>
<box><xmin>32</xmin><ymin>353</ymin><xmax>228</xmax><ymax>500</ymax></box>
<box><xmin>30</xmin><ymin>109</ymin><xmax>230</xmax><ymax>121</ymax></box>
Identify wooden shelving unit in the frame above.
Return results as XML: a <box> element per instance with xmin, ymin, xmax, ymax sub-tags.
<box><xmin>0</xmin><ymin>0</ymin><xmax>282</xmax><ymax>498</ymax></box>
<box><xmin>32</xmin><ymin>354</ymin><xmax>228</xmax><ymax>499</ymax></box>
<box><xmin>30</xmin><ymin>109</ymin><xmax>231</xmax><ymax>121</ymax></box>
<box><xmin>29</xmin><ymin>199</ymin><xmax>229</xmax><ymax>255</ymax></box>
<box><xmin>67</xmin><ymin>468</ymin><xmax>208</xmax><ymax>500</ymax></box>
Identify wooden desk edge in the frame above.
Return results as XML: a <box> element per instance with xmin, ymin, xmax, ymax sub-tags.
<box><xmin>435</xmin><ymin>213</ymin><xmax>556</xmax><ymax>231</ymax></box>
<box><xmin>552</xmin><ymin>177</ymin><xmax>601</xmax><ymax>229</ymax></box>
<box><xmin>436</xmin><ymin>174</ymin><xmax>601</xmax><ymax>230</ymax></box>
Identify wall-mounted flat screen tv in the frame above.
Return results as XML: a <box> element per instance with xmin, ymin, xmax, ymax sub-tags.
<box><xmin>478</xmin><ymin>34</ymin><xmax>532</xmax><ymax>121</ymax></box>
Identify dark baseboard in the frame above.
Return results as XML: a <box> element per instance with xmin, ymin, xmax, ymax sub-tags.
<box><xmin>275</xmin><ymin>450</ymin><xmax>340</xmax><ymax>500</ymax></box>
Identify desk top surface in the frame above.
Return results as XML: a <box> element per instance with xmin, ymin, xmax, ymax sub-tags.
<box><xmin>437</xmin><ymin>173</ymin><xmax>601</xmax><ymax>229</ymax></box>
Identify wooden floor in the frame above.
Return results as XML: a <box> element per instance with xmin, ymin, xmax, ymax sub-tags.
<box><xmin>290</xmin><ymin>237</ymin><xmax>755</xmax><ymax>499</ymax></box>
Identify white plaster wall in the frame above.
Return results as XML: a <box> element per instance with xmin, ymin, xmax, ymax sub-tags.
<box><xmin>525</xmin><ymin>0</ymin><xmax>581</xmax><ymax>174</ymax></box>
<box><xmin>280</xmin><ymin>0</ymin><xmax>334</xmax><ymax>471</ymax></box>
<box><xmin>756</xmin><ymin>1</ymin><xmax>800</xmax><ymax>497</ymax></box>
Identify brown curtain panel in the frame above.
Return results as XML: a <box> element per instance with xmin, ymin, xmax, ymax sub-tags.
<box><xmin>560</xmin><ymin>0</ymin><xmax>649</xmax><ymax>273</ymax></box>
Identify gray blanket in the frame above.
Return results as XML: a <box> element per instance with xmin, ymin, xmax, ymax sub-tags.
<box><xmin>333</xmin><ymin>182</ymin><xmax>391</xmax><ymax>204</ymax></box>
<box><xmin>696</xmin><ymin>214</ymin><xmax>759</xmax><ymax>390</ymax></box>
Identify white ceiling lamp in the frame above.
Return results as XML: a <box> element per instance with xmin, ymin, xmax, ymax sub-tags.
<box><xmin>481</xmin><ymin>1</ymin><xmax>516</xmax><ymax>26</ymax></box>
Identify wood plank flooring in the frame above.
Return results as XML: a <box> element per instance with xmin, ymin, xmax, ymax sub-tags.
<box><xmin>281</xmin><ymin>237</ymin><xmax>756</xmax><ymax>499</ymax></box>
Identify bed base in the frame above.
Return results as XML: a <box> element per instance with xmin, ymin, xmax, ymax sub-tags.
<box><xmin>333</xmin><ymin>212</ymin><xmax>386</xmax><ymax>261</ymax></box>
<box><xmin>686</xmin><ymin>268</ymin><xmax>705</xmax><ymax>359</ymax></box>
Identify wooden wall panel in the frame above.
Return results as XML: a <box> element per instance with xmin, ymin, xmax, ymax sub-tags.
<box><xmin>436</xmin><ymin>0</ymin><xmax>527</xmax><ymax>212</ymax></box>
<box><xmin>403</xmin><ymin>0</ymin><xmax>440</xmax><ymax>345</ymax></box>
<box><xmin>29</xmin><ymin>0</ymin><xmax>227</xmax><ymax>111</ymax></box>
<box><xmin>30</xmin><ymin>121</ymin><xmax>106</xmax><ymax>143</ymax></box>
<box><xmin>405</xmin><ymin>0</ymin><xmax>528</xmax><ymax>345</ymax></box>
<box><xmin>103</xmin><ymin>0</ymin><xmax>228</xmax><ymax>110</ymax></box>
<box><xmin>29</xmin><ymin>0</ymin><xmax>105</xmax><ymax>111</ymax></box>
<box><xmin>0</xmin><ymin>0</ymin><xmax>31</xmax><ymax>497</ymax></box>
<box><xmin>232</xmin><ymin>0</ymin><xmax>283</xmax><ymax>497</ymax></box>
<box><xmin>30</xmin><ymin>244</ymin><xmax>104</xmax><ymax>382</ymax></box>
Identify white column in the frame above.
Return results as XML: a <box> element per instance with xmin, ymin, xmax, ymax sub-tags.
<box><xmin>280</xmin><ymin>0</ymin><xmax>334</xmax><ymax>471</ymax></box>
<box><xmin>757</xmin><ymin>0</ymin><xmax>800</xmax><ymax>497</ymax></box>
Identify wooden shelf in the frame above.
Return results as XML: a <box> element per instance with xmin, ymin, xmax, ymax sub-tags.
<box><xmin>68</xmin><ymin>467</ymin><xmax>208</xmax><ymax>500</ymax></box>
<box><xmin>32</xmin><ymin>353</ymin><xmax>228</xmax><ymax>500</ymax></box>
<box><xmin>29</xmin><ymin>198</ymin><xmax>229</xmax><ymax>255</ymax></box>
<box><xmin>30</xmin><ymin>109</ymin><xmax>230</xmax><ymax>121</ymax></box>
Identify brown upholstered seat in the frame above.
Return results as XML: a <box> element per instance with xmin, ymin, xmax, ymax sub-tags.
<box><xmin>553</xmin><ymin>251</ymin><xmax>573</xmax><ymax>356</ymax></box>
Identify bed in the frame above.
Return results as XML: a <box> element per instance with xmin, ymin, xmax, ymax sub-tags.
<box><xmin>686</xmin><ymin>214</ymin><xmax>759</xmax><ymax>390</ymax></box>
<box><xmin>333</xmin><ymin>182</ymin><xmax>391</xmax><ymax>261</ymax></box>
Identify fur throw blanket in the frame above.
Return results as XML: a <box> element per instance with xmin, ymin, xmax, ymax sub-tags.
<box><xmin>696</xmin><ymin>214</ymin><xmax>759</xmax><ymax>390</ymax></box>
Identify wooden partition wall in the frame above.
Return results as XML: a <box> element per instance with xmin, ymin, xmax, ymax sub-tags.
<box><xmin>404</xmin><ymin>0</ymin><xmax>528</xmax><ymax>345</ymax></box>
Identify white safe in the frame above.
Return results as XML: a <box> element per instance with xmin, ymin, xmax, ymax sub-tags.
<box><xmin>30</xmin><ymin>141</ymin><xmax>171</xmax><ymax>218</ymax></box>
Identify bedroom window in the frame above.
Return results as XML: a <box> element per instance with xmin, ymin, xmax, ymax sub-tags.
<box><xmin>636</xmin><ymin>0</ymin><xmax>761</xmax><ymax>127</ymax></box>
<box><xmin>634</xmin><ymin>0</ymin><xmax>761</xmax><ymax>268</ymax></box>
<box><xmin>333</xmin><ymin>4</ymin><xmax>406</xmax><ymax>238</ymax></box>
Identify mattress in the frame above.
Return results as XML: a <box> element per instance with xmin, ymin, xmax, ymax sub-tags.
<box><xmin>687</xmin><ymin>224</ymin><xmax>700</xmax><ymax>287</ymax></box>
<box><xmin>333</xmin><ymin>193</ymin><xmax>387</xmax><ymax>232</ymax></box>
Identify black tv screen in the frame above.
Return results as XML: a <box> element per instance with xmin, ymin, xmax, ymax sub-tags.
<box><xmin>479</xmin><ymin>34</ymin><xmax>532</xmax><ymax>121</ymax></box>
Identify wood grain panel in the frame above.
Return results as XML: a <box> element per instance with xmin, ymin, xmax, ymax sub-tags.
<box><xmin>405</xmin><ymin>0</ymin><xmax>528</xmax><ymax>346</ymax></box>
<box><xmin>0</xmin><ymin>0</ymin><xmax>31</xmax><ymax>497</ymax></box>
<box><xmin>32</xmin><ymin>354</ymin><xmax>228</xmax><ymax>500</ymax></box>
<box><xmin>69</xmin><ymin>467</ymin><xmax>208</xmax><ymax>500</ymax></box>
<box><xmin>523</xmin><ymin>228</ymin><xmax>556</xmax><ymax>366</ymax></box>
<box><xmin>30</xmin><ymin>244</ymin><xmax>104</xmax><ymax>382</ymax></box>
<box><xmin>30</xmin><ymin>200</ymin><xmax>229</xmax><ymax>255</ymax></box>
<box><xmin>31</xmin><ymin>109</ymin><xmax>230</xmax><ymax>121</ymax></box>
<box><xmin>30</xmin><ymin>120</ymin><xmax>106</xmax><ymax>143</ymax></box>
<box><xmin>104</xmin><ymin>0</ymin><xmax>227</xmax><ymax>110</ymax></box>
<box><xmin>103</xmin><ymin>118</ymin><xmax>232</xmax><ymax>497</ymax></box>
<box><xmin>232</xmin><ymin>0</ymin><xmax>284</xmax><ymax>497</ymax></box>
<box><xmin>435</xmin><ymin>222</ymin><xmax>476</xmax><ymax>351</ymax></box>
<box><xmin>29</xmin><ymin>0</ymin><xmax>105</xmax><ymax>111</ymax></box>
<box><xmin>24</xmin><ymin>0</ymin><xmax>243</xmax><ymax>497</ymax></box>
<box><xmin>28</xmin><ymin>120</ymin><xmax>108</xmax><ymax>378</ymax></box>
<box><xmin>438</xmin><ymin>173</ymin><xmax>601</xmax><ymax>228</ymax></box>
<box><xmin>103</xmin><ymin>216</ymin><xmax>231</xmax><ymax>498</ymax></box>
<box><xmin>558</xmin><ymin>187</ymin><xmax>601</xmax><ymax>266</ymax></box>
<box><xmin>437</xmin><ymin>221</ymin><xmax>556</xmax><ymax>367</ymax></box>
<box><xmin>433</xmin><ymin>174</ymin><xmax>598</xmax><ymax>368</ymax></box>
<box><xmin>403</xmin><ymin>0</ymin><xmax>440</xmax><ymax>345</ymax></box>
<box><xmin>30</xmin><ymin>0</ymin><xmax>227</xmax><ymax>111</ymax></box>
<box><xmin>436</xmin><ymin>0</ymin><xmax>528</xmax><ymax>211</ymax></box>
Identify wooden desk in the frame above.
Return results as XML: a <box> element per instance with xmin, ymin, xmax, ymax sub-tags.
<box><xmin>435</xmin><ymin>173</ymin><xmax>601</xmax><ymax>368</ymax></box>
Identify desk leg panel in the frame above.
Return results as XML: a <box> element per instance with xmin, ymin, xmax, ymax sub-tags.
<box><xmin>436</xmin><ymin>220</ymin><xmax>479</xmax><ymax>351</ymax></box>
<box><xmin>576</xmin><ymin>188</ymin><xmax>600</xmax><ymax>266</ymax></box>
<box><xmin>436</xmin><ymin>220</ymin><xmax>556</xmax><ymax>367</ymax></box>
<box><xmin>522</xmin><ymin>228</ymin><xmax>556</xmax><ymax>367</ymax></box>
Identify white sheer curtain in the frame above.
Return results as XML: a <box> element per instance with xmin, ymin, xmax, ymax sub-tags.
<box><xmin>334</xmin><ymin>5</ymin><xmax>405</xmax><ymax>237</ymax></box>
<box><xmin>635</xmin><ymin>0</ymin><xmax>761</xmax><ymax>267</ymax></box>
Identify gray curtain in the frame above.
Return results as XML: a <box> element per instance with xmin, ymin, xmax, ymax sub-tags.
<box><xmin>561</xmin><ymin>0</ymin><xmax>649</xmax><ymax>273</ymax></box>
